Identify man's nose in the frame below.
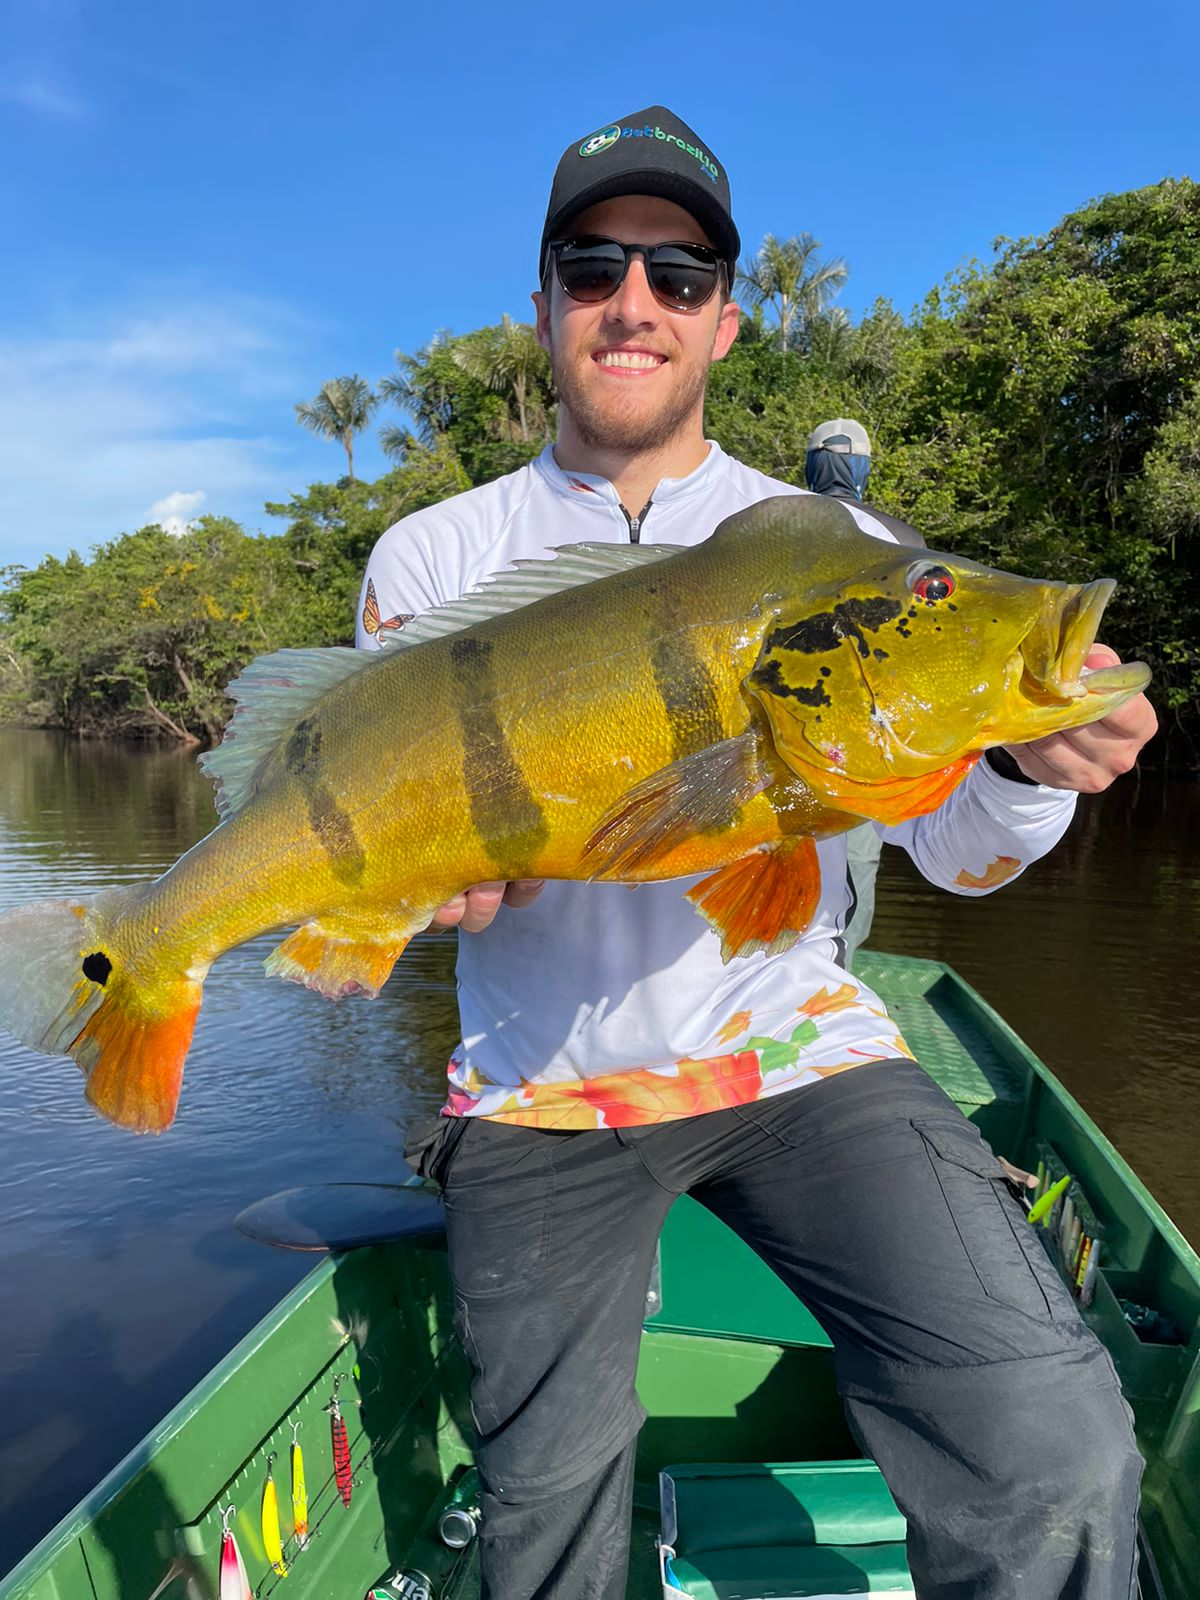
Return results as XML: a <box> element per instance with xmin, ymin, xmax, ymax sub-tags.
<box><xmin>603</xmin><ymin>251</ymin><xmax>657</xmax><ymax>326</ymax></box>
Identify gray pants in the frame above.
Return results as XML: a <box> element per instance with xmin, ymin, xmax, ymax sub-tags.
<box><xmin>412</xmin><ymin>1059</ymin><xmax>1142</xmax><ymax>1599</ymax></box>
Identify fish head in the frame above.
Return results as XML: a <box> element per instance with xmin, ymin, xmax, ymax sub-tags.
<box><xmin>743</xmin><ymin>524</ymin><xmax>1150</xmax><ymax>822</ymax></box>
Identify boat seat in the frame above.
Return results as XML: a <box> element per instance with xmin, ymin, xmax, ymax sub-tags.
<box><xmin>659</xmin><ymin>1460</ymin><xmax>913</xmax><ymax>1599</ymax></box>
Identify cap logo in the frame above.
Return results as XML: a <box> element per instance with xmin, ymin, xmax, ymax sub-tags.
<box><xmin>579</xmin><ymin>125</ymin><xmax>621</xmax><ymax>158</ymax></box>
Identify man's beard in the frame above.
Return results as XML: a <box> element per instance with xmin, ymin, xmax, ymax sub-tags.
<box><xmin>550</xmin><ymin>344</ymin><xmax>710</xmax><ymax>454</ymax></box>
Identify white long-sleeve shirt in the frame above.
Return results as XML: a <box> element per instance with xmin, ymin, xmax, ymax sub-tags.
<box><xmin>358</xmin><ymin>442</ymin><xmax>1076</xmax><ymax>1128</ymax></box>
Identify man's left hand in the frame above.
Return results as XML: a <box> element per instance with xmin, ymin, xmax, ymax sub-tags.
<box><xmin>1004</xmin><ymin>644</ymin><xmax>1157</xmax><ymax>792</ymax></box>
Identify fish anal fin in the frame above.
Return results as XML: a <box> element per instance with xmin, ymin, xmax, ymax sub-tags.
<box><xmin>687</xmin><ymin>836</ymin><xmax>822</xmax><ymax>963</ymax></box>
<box><xmin>583</xmin><ymin>733</ymin><xmax>771</xmax><ymax>878</ymax></box>
<box><xmin>265</xmin><ymin>921</ymin><xmax>412</xmax><ymax>1000</ymax></box>
<box><xmin>74</xmin><ymin>977</ymin><xmax>202</xmax><ymax>1133</ymax></box>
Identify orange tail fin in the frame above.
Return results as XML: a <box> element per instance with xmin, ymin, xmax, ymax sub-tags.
<box><xmin>0</xmin><ymin>892</ymin><xmax>202</xmax><ymax>1133</ymax></box>
<box><xmin>73</xmin><ymin>978</ymin><xmax>202</xmax><ymax>1132</ymax></box>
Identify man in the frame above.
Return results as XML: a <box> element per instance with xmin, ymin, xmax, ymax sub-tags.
<box><xmin>359</xmin><ymin>106</ymin><xmax>1155</xmax><ymax>1600</ymax></box>
<box><xmin>804</xmin><ymin>418</ymin><xmax>924</xmax><ymax>961</ymax></box>
<box><xmin>804</xmin><ymin>416</ymin><xmax>924</xmax><ymax>547</ymax></box>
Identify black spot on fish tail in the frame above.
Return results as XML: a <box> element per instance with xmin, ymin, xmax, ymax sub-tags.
<box><xmin>750</xmin><ymin>659</ymin><xmax>833</xmax><ymax>707</ymax></box>
<box><xmin>286</xmin><ymin>715</ymin><xmax>323</xmax><ymax>777</ymax></box>
<box><xmin>450</xmin><ymin>636</ymin><xmax>549</xmax><ymax>874</ymax></box>
<box><xmin>307</xmin><ymin>784</ymin><xmax>366</xmax><ymax>886</ymax></box>
<box><xmin>82</xmin><ymin>951</ymin><xmax>112</xmax><ymax>986</ymax></box>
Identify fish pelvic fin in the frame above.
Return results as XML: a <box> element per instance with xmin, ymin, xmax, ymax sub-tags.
<box><xmin>265</xmin><ymin>920</ymin><xmax>413</xmax><ymax>999</ymax></box>
<box><xmin>686</xmin><ymin>836</ymin><xmax>822</xmax><ymax>962</ymax></box>
<box><xmin>0</xmin><ymin>891</ymin><xmax>202</xmax><ymax>1133</ymax></box>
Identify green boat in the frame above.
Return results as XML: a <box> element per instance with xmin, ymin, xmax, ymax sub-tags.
<box><xmin>2</xmin><ymin>953</ymin><xmax>1197</xmax><ymax>1600</ymax></box>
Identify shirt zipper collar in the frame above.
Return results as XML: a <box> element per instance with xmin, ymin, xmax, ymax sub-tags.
<box><xmin>621</xmin><ymin>498</ymin><xmax>654</xmax><ymax>543</ymax></box>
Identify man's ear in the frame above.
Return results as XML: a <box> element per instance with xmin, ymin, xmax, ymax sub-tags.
<box><xmin>710</xmin><ymin>298</ymin><xmax>741</xmax><ymax>364</ymax></box>
<box><xmin>532</xmin><ymin>288</ymin><xmax>551</xmax><ymax>352</ymax></box>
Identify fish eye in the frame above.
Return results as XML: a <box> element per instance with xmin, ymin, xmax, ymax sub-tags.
<box><xmin>907</xmin><ymin>562</ymin><xmax>955</xmax><ymax>603</ymax></box>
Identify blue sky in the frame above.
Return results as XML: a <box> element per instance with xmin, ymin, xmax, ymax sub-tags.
<box><xmin>1</xmin><ymin>0</ymin><xmax>1195</xmax><ymax>569</ymax></box>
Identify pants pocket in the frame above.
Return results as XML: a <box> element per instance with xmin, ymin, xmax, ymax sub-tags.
<box><xmin>912</xmin><ymin>1117</ymin><xmax>1065</xmax><ymax>1323</ymax></box>
<box><xmin>403</xmin><ymin>1113</ymin><xmax>471</xmax><ymax>1188</ymax></box>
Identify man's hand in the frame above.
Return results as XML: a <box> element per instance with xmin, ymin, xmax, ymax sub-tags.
<box><xmin>1003</xmin><ymin>644</ymin><xmax>1157</xmax><ymax>792</ymax></box>
<box><xmin>428</xmin><ymin>880</ymin><xmax>546</xmax><ymax>935</ymax></box>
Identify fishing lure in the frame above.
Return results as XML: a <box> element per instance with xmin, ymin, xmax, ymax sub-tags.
<box><xmin>327</xmin><ymin>1375</ymin><xmax>353</xmax><ymax>1507</ymax></box>
<box><xmin>219</xmin><ymin>1506</ymin><xmax>251</xmax><ymax>1600</ymax></box>
<box><xmin>290</xmin><ymin>1419</ymin><xmax>308</xmax><ymax>1550</ymax></box>
<box><xmin>261</xmin><ymin>1453</ymin><xmax>287</xmax><ymax>1576</ymax></box>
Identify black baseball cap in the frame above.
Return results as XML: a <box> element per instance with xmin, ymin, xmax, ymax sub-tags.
<box><xmin>539</xmin><ymin>105</ymin><xmax>740</xmax><ymax>282</ymax></box>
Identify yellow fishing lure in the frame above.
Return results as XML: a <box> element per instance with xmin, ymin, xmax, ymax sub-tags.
<box><xmin>261</xmin><ymin>1454</ymin><xmax>287</xmax><ymax>1576</ymax></box>
<box><xmin>291</xmin><ymin>1422</ymin><xmax>308</xmax><ymax>1549</ymax></box>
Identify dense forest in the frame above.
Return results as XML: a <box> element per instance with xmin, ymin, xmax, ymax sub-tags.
<box><xmin>2</xmin><ymin>179</ymin><xmax>1197</xmax><ymax>762</ymax></box>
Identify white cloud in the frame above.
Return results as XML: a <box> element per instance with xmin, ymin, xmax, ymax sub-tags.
<box><xmin>147</xmin><ymin>490</ymin><xmax>205</xmax><ymax>537</ymax></box>
<box><xmin>0</xmin><ymin>289</ymin><xmax>329</xmax><ymax>569</ymax></box>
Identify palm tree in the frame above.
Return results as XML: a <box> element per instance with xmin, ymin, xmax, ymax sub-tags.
<box><xmin>295</xmin><ymin>375</ymin><xmax>379</xmax><ymax>480</ymax></box>
<box><xmin>379</xmin><ymin>336</ymin><xmax>458</xmax><ymax>446</ymax></box>
<box><xmin>737</xmin><ymin>234</ymin><xmax>848</xmax><ymax>354</ymax></box>
<box><xmin>452</xmin><ymin>314</ymin><xmax>552</xmax><ymax>442</ymax></box>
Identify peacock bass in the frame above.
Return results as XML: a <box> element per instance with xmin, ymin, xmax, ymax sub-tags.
<box><xmin>0</xmin><ymin>496</ymin><xmax>1149</xmax><ymax>1132</ymax></box>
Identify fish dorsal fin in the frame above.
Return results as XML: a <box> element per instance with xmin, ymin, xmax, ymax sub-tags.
<box><xmin>199</xmin><ymin>647</ymin><xmax>371</xmax><ymax>821</ymax></box>
<box><xmin>380</xmin><ymin>542</ymin><xmax>684</xmax><ymax>651</ymax></box>
<box><xmin>201</xmin><ymin>544</ymin><xmax>683</xmax><ymax>820</ymax></box>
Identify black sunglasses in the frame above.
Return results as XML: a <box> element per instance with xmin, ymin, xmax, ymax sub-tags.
<box><xmin>548</xmin><ymin>236</ymin><xmax>724</xmax><ymax>312</ymax></box>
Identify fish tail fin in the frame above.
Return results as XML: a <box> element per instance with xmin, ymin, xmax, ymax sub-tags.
<box><xmin>0</xmin><ymin>890</ymin><xmax>202</xmax><ymax>1133</ymax></box>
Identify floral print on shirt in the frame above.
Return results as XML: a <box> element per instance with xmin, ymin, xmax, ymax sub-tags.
<box><xmin>443</xmin><ymin>981</ymin><xmax>914</xmax><ymax>1129</ymax></box>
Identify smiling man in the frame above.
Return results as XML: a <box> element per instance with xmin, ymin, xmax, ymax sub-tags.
<box><xmin>358</xmin><ymin>107</ymin><xmax>1154</xmax><ymax>1600</ymax></box>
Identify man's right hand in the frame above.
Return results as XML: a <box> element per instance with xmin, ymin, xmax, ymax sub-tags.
<box><xmin>428</xmin><ymin>880</ymin><xmax>545</xmax><ymax>935</ymax></box>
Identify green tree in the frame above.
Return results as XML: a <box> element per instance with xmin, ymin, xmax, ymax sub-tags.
<box><xmin>295</xmin><ymin>374</ymin><xmax>380</xmax><ymax>480</ymax></box>
<box><xmin>380</xmin><ymin>328</ymin><xmax>552</xmax><ymax>485</ymax></box>
<box><xmin>452</xmin><ymin>314</ymin><xmax>554</xmax><ymax>443</ymax></box>
<box><xmin>737</xmin><ymin>233</ymin><xmax>848</xmax><ymax>354</ymax></box>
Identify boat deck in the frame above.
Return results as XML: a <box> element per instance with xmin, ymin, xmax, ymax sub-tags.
<box><xmin>3</xmin><ymin>954</ymin><xmax>1199</xmax><ymax>1600</ymax></box>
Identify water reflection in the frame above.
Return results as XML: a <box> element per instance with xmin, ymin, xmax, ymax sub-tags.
<box><xmin>0</xmin><ymin>728</ymin><xmax>1196</xmax><ymax>1574</ymax></box>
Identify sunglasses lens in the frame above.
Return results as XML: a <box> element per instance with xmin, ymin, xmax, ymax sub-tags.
<box><xmin>647</xmin><ymin>246</ymin><xmax>720</xmax><ymax>309</ymax></box>
<box><xmin>555</xmin><ymin>241</ymin><xmax>627</xmax><ymax>302</ymax></box>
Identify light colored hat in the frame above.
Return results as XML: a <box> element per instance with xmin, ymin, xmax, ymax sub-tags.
<box><xmin>806</xmin><ymin>418</ymin><xmax>872</xmax><ymax>456</ymax></box>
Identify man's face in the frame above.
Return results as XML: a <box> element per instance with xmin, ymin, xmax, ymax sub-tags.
<box><xmin>533</xmin><ymin>194</ymin><xmax>740</xmax><ymax>455</ymax></box>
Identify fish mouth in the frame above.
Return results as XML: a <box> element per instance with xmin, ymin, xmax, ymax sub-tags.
<box><xmin>1018</xmin><ymin>579</ymin><xmax>1150</xmax><ymax>705</ymax></box>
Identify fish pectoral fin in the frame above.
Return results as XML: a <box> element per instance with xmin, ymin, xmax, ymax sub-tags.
<box><xmin>265</xmin><ymin>919</ymin><xmax>416</xmax><ymax>999</ymax></box>
<box><xmin>581</xmin><ymin>733</ymin><xmax>772</xmax><ymax>878</ymax></box>
<box><xmin>686</xmin><ymin>836</ymin><xmax>822</xmax><ymax>963</ymax></box>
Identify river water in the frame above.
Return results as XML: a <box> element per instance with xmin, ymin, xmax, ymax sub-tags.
<box><xmin>0</xmin><ymin>727</ymin><xmax>1196</xmax><ymax>1573</ymax></box>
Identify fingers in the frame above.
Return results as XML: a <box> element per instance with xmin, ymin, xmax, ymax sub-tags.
<box><xmin>503</xmin><ymin>878</ymin><xmax>546</xmax><ymax>909</ymax></box>
<box><xmin>1008</xmin><ymin>695</ymin><xmax>1157</xmax><ymax>791</ymax></box>
<box><xmin>1004</xmin><ymin>642</ymin><xmax>1158</xmax><ymax>792</ymax></box>
<box><xmin>428</xmin><ymin>880</ymin><xmax>545</xmax><ymax>934</ymax></box>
